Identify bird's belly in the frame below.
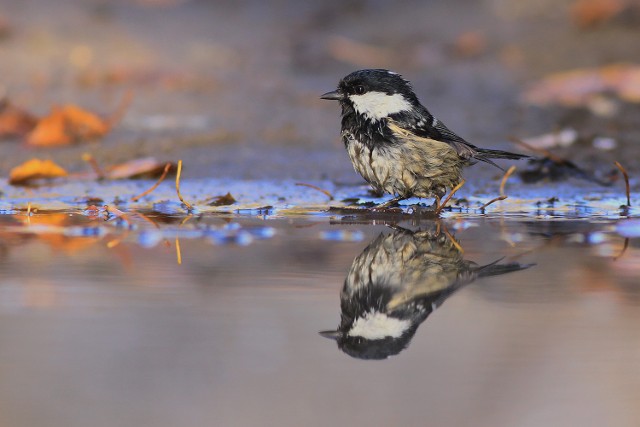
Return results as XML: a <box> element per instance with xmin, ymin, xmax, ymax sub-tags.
<box><xmin>345</xmin><ymin>138</ymin><xmax>462</xmax><ymax>199</ymax></box>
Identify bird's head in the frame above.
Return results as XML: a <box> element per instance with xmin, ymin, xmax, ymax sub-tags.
<box><xmin>321</xmin><ymin>69</ymin><xmax>419</xmax><ymax>122</ymax></box>
<box><xmin>320</xmin><ymin>310</ymin><xmax>417</xmax><ymax>360</ymax></box>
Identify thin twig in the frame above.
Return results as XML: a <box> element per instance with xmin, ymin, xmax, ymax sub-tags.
<box><xmin>435</xmin><ymin>180</ymin><xmax>465</xmax><ymax>214</ymax></box>
<box><xmin>614</xmin><ymin>161</ymin><xmax>631</xmax><ymax>207</ymax></box>
<box><xmin>131</xmin><ymin>162</ymin><xmax>172</xmax><ymax>202</ymax></box>
<box><xmin>614</xmin><ymin>238</ymin><xmax>629</xmax><ymax>261</ymax></box>
<box><xmin>295</xmin><ymin>182</ymin><xmax>334</xmax><ymax>200</ymax></box>
<box><xmin>107</xmin><ymin>90</ymin><xmax>134</xmax><ymax>129</ymax></box>
<box><xmin>82</xmin><ymin>153</ymin><xmax>105</xmax><ymax>180</ymax></box>
<box><xmin>510</xmin><ymin>136</ymin><xmax>566</xmax><ymax>164</ymax></box>
<box><xmin>175</xmin><ymin>236</ymin><xmax>182</xmax><ymax>265</ymax></box>
<box><xmin>175</xmin><ymin>160</ymin><xmax>193</xmax><ymax>210</ymax></box>
<box><xmin>440</xmin><ymin>222</ymin><xmax>464</xmax><ymax>254</ymax></box>
<box><xmin>500</xmin><ymin>165</ymin><xmax>517</xmax><ymax>197</ymax></box>
<box><xmin>103</xmin><ymin>204</ymin><xmax>131</xmax><ymax>224</ymax></box>
<box><xmin>479</xmin><ymin>195</ymin><xmax>508</xmax><ymax>210</ymax></box>
<box><xmin>180</xmin><ymin>214</ymin><xmax>193</xmax><ymax>226</ymax></box>
<box><xmin>131</xmin><ymin>210</ymin><xmax>161</xmax><ymax>228</ymax></box>
<box><xmin>26</xmin><ymin>202</ymin><xmax>32</xmax><ymax>225</ymax></box>
<box><xmin>106</xmin><ymin>230</ymin><xmax>130</xmax><ymax>249</ymax></box>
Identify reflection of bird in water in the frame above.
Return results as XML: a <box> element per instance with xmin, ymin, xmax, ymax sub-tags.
<box><xmin>320</xmin><ymin>225</ymin><xmax>533</xmax><ymax>360</ymax></box>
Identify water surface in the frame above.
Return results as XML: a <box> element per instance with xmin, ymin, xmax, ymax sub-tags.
<box><xmin>0</xmin><ymin>207</ymin><xmax>638</xmax><ymax>427</ymax></box>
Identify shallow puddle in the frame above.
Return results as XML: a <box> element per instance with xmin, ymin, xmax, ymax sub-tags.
<box><xmin>0</xmin><ymin>202</ymin><xmax>639</xmax><ymax>426</ymax></box>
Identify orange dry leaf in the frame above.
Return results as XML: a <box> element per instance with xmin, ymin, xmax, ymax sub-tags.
<box><xmin>570</xmin><ymin>0</ymin><xmax>626</xmax><ymax>28</ymax></box>
<box><xmin>0</xmin><ymin>100</ymin><xmax>37</xmax><ymax>138</ymax></box>
<box><xmin>521</xmin><ymin>63</ymin><xmax>640</xmax><ymax>106</ymax></box>
<box><xmin>9</xmin><ymin>158</ymin><xmax>68</xmax><ymax>185</ymax></box>
<box><xmin>453</xmin><ymin>31</ymin><xmax>487</xmax><ymax>57</ymax></box>
<box><xmin>26</xmin><ymin>104</ymin><xmax>110</xmax><ymax>146</ymax></box>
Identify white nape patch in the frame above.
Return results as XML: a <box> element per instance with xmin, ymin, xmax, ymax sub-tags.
<box><xmin>348</xmin><ymin>311</ymin><xmax>410</xmax><ymax>340</ymax></box>
<box><xmin>349</xmin><ymin>92</ymin><xmax>413</xmax><ymax>121</ymax></box>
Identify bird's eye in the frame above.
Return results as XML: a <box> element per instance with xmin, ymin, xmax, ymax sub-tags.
<box><xmin>354</xmin><ymin>85</ymin><xmax>365</xmax><ymax>95</ymax></box>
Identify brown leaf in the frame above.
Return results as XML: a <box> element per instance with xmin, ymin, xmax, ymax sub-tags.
<box><xmin>26</xmin><ymin>104</ymin><xmax>110</xmax><ymax>146</ymax></box>
<box><xmin>105</xmin><ymin>157</ymin><xmax>175</xmax><ymax>179</ymax></box>
<box><xmin>60</xmin><ymin>104</ymin><xmax>109</xmax><ymax>139</ymax></box>
<box><xmin>570</xmin><ymin>0</ymin><xmax>626</xmax><ymax>28</ymax></box>
<box><xmin>521</xmin><ymin>63</ymin><xmax>640</xmax><ymax>106</ymax></box>
<box><xmin>453</xmin><ymin>31</ymin><xmax>487</xmax><ymax>57</ymax></box>
<box><xmin>208</xmin><ymin>192</ymin><xmax>236</xmax><ymax>206</ymax></box>
<box><xmin>0</xmin><ymin>100</ymin><xmax>37</xmax><ymax>138</ymax></box>
<box><xmin>9</xmin><ymin>158</ymin><xmax>68</xmax><ymax>185</ymax></box>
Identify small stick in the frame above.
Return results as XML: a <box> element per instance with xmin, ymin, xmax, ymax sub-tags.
<box><xmin>180</xmin><ymin>214</ymin><xmax>193</xmax><ymax>226</ymax></box>
<box><xmin>132</xmin><ymin>210</ymin><xmax>161</xmax><ymax>228</ymax></box>
<box><xmin>82</xmin><ymin>153</ymin><xmax>106</xmax><ymax>180</ymax></box>
<box><xmin>439</xmin><ymin>222</ymin><xmax>464</xmax><ymax>254</ymax></box>
<box><xmin>131</xmin><ymin>162</ymin><xmax>172</xmax><ymax>202</ymax></box>
<box><xmin>103</xmin><ymin>205</ymin><xmax>131</xmax><ymax>225</ymax></box>
<box><xmin>500</xmin><ymin>165</ymin><xmax>517</xmax><ymax>197</ymax></box>
<box><xmin>435</xmin><ymin>180</ymin><xmax>465</xmax><ymax>214</ymax></box>
<box><xmin>175</xmin><ymin>160</ymin><xmax>193</xmax><ymax>210</ymax></box>
<box><xmin>175</xmin><ymin>237</ymin><xmax>182</xmax><ymax>265</ymax></box>
<box><xmin>106</xmin><ymin>237</ymin><xmax>123</xmax><ymax>249</ymax></box>
<box><xmin>510</xmin><ymin>137</ymin><xmax>567</xmax><ymax>164</ymax></box>
<box><xmin>295</xmin><ymin>182</ymin><xmax>334</xmax><ymax>200</ymax></box>
<box><xmin>614</xmin><ymin>161</ymin><xmax>631</xmax><ymax>207</ymax></box>
<box><xmin>106</xmin><ymin>89</ymin><xmax>134</xmax><ymax>129</ymax></box>
<box><xmin>614</xmin><ymin>237</ymin><xmax>629</xmax><ymax>261</ymax></box>
<box><xmin>479</xmin><ymin>195</ymin><xmax>508</xmax><ymax>210</ymax></box>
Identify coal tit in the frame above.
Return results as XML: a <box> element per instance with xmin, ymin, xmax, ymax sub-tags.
<box><xmin>320</xmin><ymin>225</ymin><xmax>533</xmax><ymax>359</ymax></box>
<box><xmin>321</xmin><ymin>69</ymin><xmax>529</xmax><ymax>208</ymax></box>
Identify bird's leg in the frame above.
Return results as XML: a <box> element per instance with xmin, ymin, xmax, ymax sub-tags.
<box><xmin>435</xmin><ymin>180</ymin><xmax>466</xmax><ymax>214</ymax></box>
<box><xmin>373</xmin><ymin>195</ymin><xmax>406</xmax><ymax>210</ymax></box>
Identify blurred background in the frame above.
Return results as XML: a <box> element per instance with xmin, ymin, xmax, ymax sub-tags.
<box><xmin>1</xmin><ymin>0</ymin><xmax>639</xmax><ymax>184</ymax></box>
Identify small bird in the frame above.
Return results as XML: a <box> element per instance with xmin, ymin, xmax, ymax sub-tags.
<box><xmin>320</xmin><ymin>225</ymin><xmax>534</xmax><ymax>359</ymax></box>
<box><xmin>321</xmin><ymin>69</ymin><xmax>529</xmax><ymax>208</ymax></box>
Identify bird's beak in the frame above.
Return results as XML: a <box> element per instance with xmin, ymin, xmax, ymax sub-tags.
<box><xmin>319</xmin><ymin>330</ymin><xmax>341</xmax><ymax>340</ymax></box>
<box><xmin>320</xmin><ymin>90</ymin><xmax>343</xmax><ymax>101</ymax></box>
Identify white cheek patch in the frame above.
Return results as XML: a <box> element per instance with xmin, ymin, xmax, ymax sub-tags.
<box><xmin>349</xmin><ymin>91</ymin><xmax>413</xmax><ymax>121</ymax></box>
<box><xmin>348</xmin><ymin>311</ymin><xmax>411</xmax><ymax>340</ymax></box>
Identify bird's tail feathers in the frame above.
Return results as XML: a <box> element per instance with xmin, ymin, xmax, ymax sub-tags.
<box><xmin>476</xmin><ymin>257</ymin><xmax>535</xmax><ymax>278</ymax></box>
<box><xmin>475</xmin><ymin>148</ymin><xmax>530</xmax><ymax>170</ymax></box>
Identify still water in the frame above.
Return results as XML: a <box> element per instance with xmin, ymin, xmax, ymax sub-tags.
<box><xmin>0</xmin><ymin>209</ymin><xmax>638</xmax><ymax>427</ymax></box>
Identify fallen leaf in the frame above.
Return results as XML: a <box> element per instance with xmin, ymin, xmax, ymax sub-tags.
<box><xmin>105</xmin><ymin>157</ymin><xmax>176</xmax><ymax>179</ymax></box>
<box><xmin>26</xmin><ymin>104</ymin><xmax>109</xmax><ymax>146</ymax></box>
<box><xmin>208</xmin><ymin>192</ymin><xmax>236</xmax><ymax>206</ymax></box>
<box><xmin>518</xmin><ymin>157</ymin><xmax>617</xmax><ymax>186</ymax></box>
<box><xmin>25</xmin><ymin>107</ymin><xmax>71</xmax><ymax>146</ymax></box>
<box><xmin>519</xmin><ymin>128</ymin><xmax>579</xmax><ymax>150</ymax></box>
<box><xmin>25</xmin><ymin>98</ymin><xmax>127</xmax><ymax>146</ymax></box>
<box><xmin>0</xmin><ymin>100</ymin><xmax>37</xmax><ymax>138</ymax></box>
<box><xmin>60</xmin><ymin>104</ymin><xmax>109</xmax><ymax>139</ymax></box>
<box><xmin>9</xmin><ymin>158</ymin><xmax>68</xmax><ymax>185</ymax></box>
<box><xmin>570</xmin><ymin>0</ymin><xmax>626</xmax><ymax>28</ymax></box>
<box><xmin>453</xmin><ymin>31</ymin><xmax>487</xmax><ymax>57</ymax></box>
<box><xmin>521</xmin><ymin>63</ymin><xmax>640</xmax><ymax>106</ymax></box>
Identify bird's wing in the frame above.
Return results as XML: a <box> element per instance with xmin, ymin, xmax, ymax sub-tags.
<box><xmin>387</xmin><ymin>118</ymin><xmax>478</xmax><ymax>160</ymax></box>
